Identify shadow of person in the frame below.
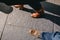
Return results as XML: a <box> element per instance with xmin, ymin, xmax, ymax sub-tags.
<box><xmin>19</xmin><ymin>2</ymin><xmax>60</xmax><ymax>26</ymax></box>
<box><xmin>19</xmin><ymin>7</ymin><xmax>60</xmax><ymax>26</ymax></box>
<box><xmin>19</xmin><ymin>2</ymin><xmax>60</xmax><ymax>16</ymax></box>
<box><xmin>41</xmin><ymin>13</ymin><xmax>60</xmax><ymax>26</ymax></box>
<box><xmin>19</xmin><ymin>7</ymin><xmax>35</xmax><ymax>13</ymax></box>
<box><xmin>41</xmin><ymin>2</ymin><xmax>60</xmax><ymax>16</ymax></box>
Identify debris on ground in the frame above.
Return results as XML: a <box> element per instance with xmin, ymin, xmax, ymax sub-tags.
<box><xmin>29</xmin><ymin>29</ymin><xmax>40</xmax><ymax>37</ymax></box>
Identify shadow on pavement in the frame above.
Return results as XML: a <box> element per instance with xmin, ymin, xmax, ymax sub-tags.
<box><xmin>19</xmin><ymin>2</ymin><xmax>60</xmax><ymax>26</ymax></box>
<box><xmin>41</xmin><ymin>2</ymin><xmax>60</xmax><ymax>16</ymax></box>
<box><xmin>41</xmin><ymin>13</ymin><xmax>60</xmax><ymax>26</ymax></box>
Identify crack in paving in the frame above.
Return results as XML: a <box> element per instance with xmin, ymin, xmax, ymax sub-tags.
<box><xmin>0</xmin><ymin>14</ymin><xmax>9</xmax><ymax>40</ymax></box>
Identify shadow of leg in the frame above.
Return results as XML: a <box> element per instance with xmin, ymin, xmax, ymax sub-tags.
<box><xmin>41</xmin><ymin>2</ymin><xmax>60</xmax><ymax>15</ymax></box>
<box><xmin>41</xmin><ymin>13</ymin><xmax>60</xmax><ymax>26</ymax></box>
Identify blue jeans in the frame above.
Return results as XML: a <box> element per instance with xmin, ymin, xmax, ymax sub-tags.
<box><xmin>41</xmin><ymin>32</ymin><xmax>60</xmax><ymax>40</ymax></box>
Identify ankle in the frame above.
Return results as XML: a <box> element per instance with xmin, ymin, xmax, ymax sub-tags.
<box><xmin>14</xmin><ymin>4</ymin><xmax>24</xmax><ymax>8</ymax></box>
<box><xmin>35</xmin><ymin>8</ymin><xmax>44</xmax><ymax>13</ymax></box>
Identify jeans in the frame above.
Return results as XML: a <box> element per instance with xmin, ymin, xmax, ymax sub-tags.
<box><xmin>41</xmin><ymin>32</ymin><xmax>60</xmax><ymax>40</ymax></box>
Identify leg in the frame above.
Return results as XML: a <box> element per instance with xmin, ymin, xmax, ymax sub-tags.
<box><xmin>14</xmin><ymin>4</ymin><xmax>24</xmax><ymax>9</ymax></box>
<box><xmin>13</xmin><ymin>0</ymin><xmax>25</xmax><ymax>9</ymax></box>
<box><xmin>29</xmin><ymin>2</ymin><xmax>44</xmax><ymax>18</ymax></box>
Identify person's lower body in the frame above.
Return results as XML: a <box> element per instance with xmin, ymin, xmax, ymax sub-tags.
<box><xmin>14</xmin><ymin>2</ymin><xmax>44</xmax><ymax>18</ymax></box>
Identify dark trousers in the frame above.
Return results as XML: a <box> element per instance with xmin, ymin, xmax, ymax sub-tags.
<box><xmin>28</xmin><ymin>2</ymin><xmax>42</xmax><ymax>10</ymax></box>
<box><xmin>0</xmin><ymin>0</ymin><xmax>42</xmax><ymax>10</ymax></box>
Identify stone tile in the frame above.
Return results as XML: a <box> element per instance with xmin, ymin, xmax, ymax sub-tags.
<box><xmin>6</xmin><ymin>6</ymin><xmax>53</xmax><ymax>32</ymax></box>
<box><xmin>53</xmin><ymin>13</ymin><xmax>60</xmax><ymax>32</ymax></box>
<box><xmin>1</xmin><ymin>20</ymin><xmax>53</xmax><ymax>40</ymax></box>
<box><xmin>46</xmin><ymin>0</ymin><xmax>55</xmax><ymax>3</ymax></box>
<box><xmin>54</xmin><ymin>24</ymin><xmax>60</xmax><ymax>32</ymax></box>
<box><xmin>46</xmin><ymin>0</ymin><xmax>50</xmax><ymax>2</ymax></box>
<box><xmin>1</xmin><ymin>5</ymin><xmax>54</xmax><ymax>40</ymax></box>
<box><xmin>0</xmin><ymin>12</ymin><xmax>8</xmax><ymax>37</ymax></box>
<box><xmin>54</xmin><ymin>0</ymin><xmax>60</xmax><ymax>5</ymax></box>
<box><xmin>46</xmin><ymin>0</ymin><xmax>60</xmax><ymax>5</ymax></box>
<box><xmin>1</xmin><ymin>25</ymin><xmax>36</xmax><ymax>40</ymax></box>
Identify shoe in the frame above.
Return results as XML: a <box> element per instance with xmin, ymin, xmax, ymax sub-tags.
<box><xmin>31</xmin><ymin>8</ymin><xmax>44</xmax><ymax>18</ymax></box>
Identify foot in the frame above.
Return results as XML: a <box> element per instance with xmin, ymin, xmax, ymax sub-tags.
<box><xmin>14</xmin><ymin>5</ymin><xmax>24</xmax><ymax>9</ymax></box>
<box><xmin>31</xmin><ymin>12</ymin><xmax>40</xmax><ymax>18</ymax></box>
<box><xmin>31</xmin><ymin>8</ymin><xmax>44</xmax><ymax>18</ymax></box>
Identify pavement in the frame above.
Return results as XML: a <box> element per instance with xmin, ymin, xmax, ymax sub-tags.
<box><xmin>0</xmin><ymin>2</ymin><xmax>60</xmax><ymax>40</ymax></box>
